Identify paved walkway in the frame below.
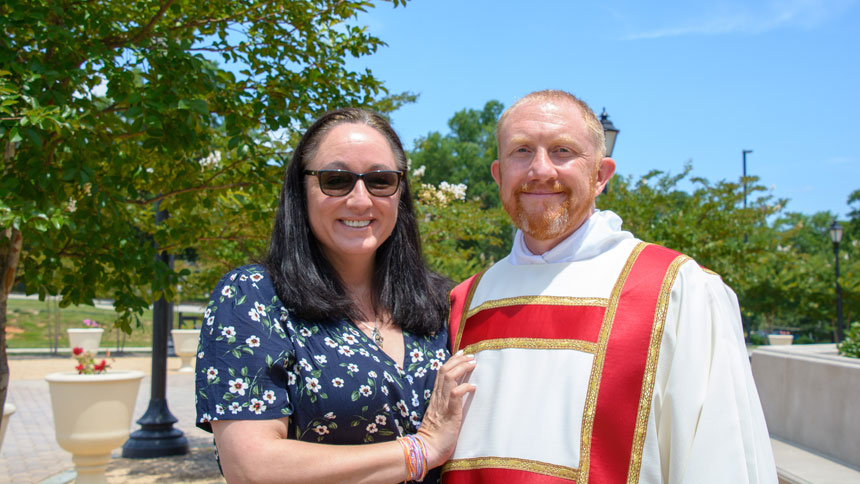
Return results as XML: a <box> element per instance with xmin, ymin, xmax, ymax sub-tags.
<box><xmin>1</xmin><ymin>354</ymin><xmax>224</xmax><ymax>484</ymax></box>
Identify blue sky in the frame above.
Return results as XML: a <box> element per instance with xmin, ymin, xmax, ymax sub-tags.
<box><xmin>347</xmin><ymin>0</ymin><xmax>860</xmax><ymax>218</ymax></box>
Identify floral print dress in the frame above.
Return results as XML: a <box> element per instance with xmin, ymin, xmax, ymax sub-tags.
<box><xmin>195</xmin><ymin>265</ymin><xmax>450</xmax><ymax>481</ymax></box>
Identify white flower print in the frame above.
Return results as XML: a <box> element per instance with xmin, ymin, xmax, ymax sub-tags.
<box><xmin>436</xmin><ymin>349</ymin><xmax>446</xmax><ymax>359</ymax></box>
<box><xmin>221</xmin><ymin>326</ymin><xmax>236</xmax><ymax>338</ymax></box>
<box><xmin>396</xmin><ymin>400</ymin><xmax>409</xmax><ymax>417</ymax></box>
<box><xmin>332</xmin><ymin>377</ymin><xmax>344</xmax><ymax>388</ymax></box>
<box><xmin>383</xmin><ymin>371</ymin><xmax>394</xmax><ymax>383</ymax></box>
<box><xmin>338</xmin><ymin>346</ymin><xmax>355</xmax><ymax>357</ymax></box>
<box><xmin>254</xmin><ymin>301</ymin><xmax>266</xmax><ymax>315</ymax></box>
<box><xmin>249</xmin><ymin>398</ymin><xmax>266</xmax><ymax>414</ymax></box>
<box><xmin>410</xmin><ymin>411</ymin><xmax>420</xmax><ymax>427</ymax></box>
<box><xmin>221</xmin><ymin>286</ymin><xmax>234</xmax><ymax>298</ymax></box>
<box><xmin>405</xmin><ymin>374</ymin><xmax>414</xmax><ymax>385</ymax></box>
<box><xmin>262</xmin><ymin>390</ymin><xmax>276</xmax><ymax>404</ymax></box>
<box><xmin>228</xmin><ymin>378</ymin><xmax>248</xmax><ymax>395</ymax></box>
<box><xmin>347</xmin><ymin>363</ymin><xmax>359</xmax><ymax>373</ymax></box>
<box><xmin>343</xmin><ymin>333</ymin><xmax>358</xmax><ymax>345</ymax></box>
<box><xmin>206</xmin><ymin>316</ymin><xmax>215</xmax><ymax>326</ymax></box>
<box><xmin>348</xmin><ymin>327</ymin><xmax>360</xmax><ymax>336</ymax></box>
<box><xmin>358</xmin><ymin>348</ymin><xmax>370</xmax><ymax>357</ymax></box>
<box><xmin>411</xmin><ymin>390</ymin><xmax>420</xmax><ymax>407</ymax></box>
<box><xmin>215</xmin><ymin>404</ymin><xmax>225</xmax><ymax>415</ymax></box>
<box><xmin>198</xmin><ymin>350</ymin><xmax>205</xmax><ymax>359</ymax></box>
<box><xmin>368</xmin><ymin>371</ymin><xmax>377</xmax><ymax>378</ymax></box>
<box><xmin>383</xmin><ymin>403</ymin><xmax>391</xmax><ymax>412</ymax></box>
<box><xmin>287</xmin><ymin>372</ymin><xmax>297</xmax><ymax>385</ymax></box>
<box><xmin>229</xmin><ymin>402</ymin><xmax>242</xmax><ymax>414</ymax></box>
<box><xmin>366</xmin><ymin>423</ymin><xmax>378</xmax><ymax>433</ymax></box>
<box><xmin>314</xmin><ymin>425</ymin><xmax>329</xmax><ymax>435</ymax></box>
<box><xmin>372</xmin><ymin>355</ymin><xmax>380</xmax><ymax>362</ymax></box>
<box><xmin>245</xmin><ymin>335</ymin><xmax>261</xmax><ymax>347</ymax></box>
<box><xmin>229</xmin><ymin>273</ymin><xmax>237</xmax><ymax>281</ymax></box>
<box><xmin>239</xmin><ymin>274</ymin><xmax>248</xmax><ymax>281</ymax></box>
<box><xmin>359</xmin><ymin>385</ymin><xmax>372</xmax><ymax>397</ymax></box>
<box><xmin>204</xmin><ymin>308</ymin><xmax>211</xmax><ymax>319</ymax></box>
<box><xmin>381</xmin><ymin>385</ymin><xmax>389</xmax><ymax>396</ymax></box>
<box><xmin>324</xmin><ymin>412</ymin><xmax>336</xmax><ymax>420</ymax></box>
<box><xmin>305</xmin><ymin>377</ymin><xmax>322</xmax><ymax>393</ymax></box>
<box><xmin>314</xmin><ymin>354</ymin><xmax>327</xmax><ymax>365</ymax></box>
<box><xmin>273</xmin><ymin>322</ymin><xmax>284</xmax><ymax>333</ymax></box>
<box><xmin>415</xmin><ymin>367</ymin><xmax>426</xmax><ymax>378</ymax></box>
<box><xmin>409</xmin><ymin>348</ymin><xmax>424</xmax><ymax>363</ymax></box>
<box><xmin>206</xmin><ymin>367</ymin><xmax>218</xmax><ymax>381</ymax></box>
<box><xmin>248</xmin><ymin>308</ymin><xmax>260</xmax><ymax>322</ymax></box>
<box><xmin>200</xmin><ymin>413</ymin><xmax>212</xmax><ymax>423</ymax></box>
<box><xmin>375</xmin><ymin>415</ymin><xmax>387</xmax><ymax>425</ymax></box>
<box><xmin>299</xmin><ymin>358</ymin><xmax>312</xmax><ymax>371</ymax></box>
<box><xmin>250</xmin><ymin>273</ymin><xmax>263</xmax><ymax>282</ymax></box>
<box><xmin>396</xmin><ymin>420</ymin><xmax>404</xmax><ymax>435</ymax></box>
<box><xmin>429</xmin><ymin>359</ymin><xmax>442</xmax><ymax>370</ymax></box>
<box><xmin>299</xmin><ymin>327</ymin><xmax>312</xmax><ymax>337</ymax></box>
<box><xmin>324</xmin><ymin>337</ymin><xmax>338</xmax><ymax>348</ymax></box>
<box><xmin>424</xmin><ymin>389</ymin><xmax>432</xmax><ymax>399</ymax></box>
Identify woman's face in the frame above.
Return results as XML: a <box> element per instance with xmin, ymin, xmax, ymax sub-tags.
<box><xmin>305</xmin><ymin>122</ymin><xmax>401</xmax><ymax>269</ymax></box>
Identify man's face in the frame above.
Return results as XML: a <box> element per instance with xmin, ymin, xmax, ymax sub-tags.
<box><xmin>492</xmin><ymin>99</ymin><xmax>614</xmax><ymax>254</ymax></box>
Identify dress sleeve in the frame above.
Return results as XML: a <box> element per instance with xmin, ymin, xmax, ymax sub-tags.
<box><xmin>654</xmin><ymin>262</ymin><xmax>777</xmax><ymax>484</ymax></box>
<box><xmin>195</xmin><ymin>267</ymin><xmax>295</xmax><ymax>432</ymax></box>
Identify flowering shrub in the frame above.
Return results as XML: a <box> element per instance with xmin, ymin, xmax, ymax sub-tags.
<box><xmin>82</xmin><ymin>319</ymin><xmax>99</xmax><ymax>328</ymax></box>
<box><xmin>72</xmin><ymin>347</ymin><xmax>111</xmax><ymax>374</ymax></box>
<box><xmin>838</xmin><ymin>322</ymin><xmax>860</xmax><ymax>358</ymax></box>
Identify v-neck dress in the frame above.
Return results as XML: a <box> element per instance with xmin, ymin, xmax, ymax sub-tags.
<box><xmin>195</xmin><ymin>265</ymin><xmax>450</xmax><ymax>481</ymax></box>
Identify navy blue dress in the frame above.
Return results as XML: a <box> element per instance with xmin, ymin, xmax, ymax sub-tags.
<box><xmin>195</xmin><ymin>265</ymin><xmax>449</xmax><ymax>481</ymax></box>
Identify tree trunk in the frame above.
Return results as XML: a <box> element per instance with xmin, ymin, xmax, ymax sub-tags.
<box><xmin>0</xmin><ymin>227</ymin><xmax>23</xmax><ymax>413</ymax></box>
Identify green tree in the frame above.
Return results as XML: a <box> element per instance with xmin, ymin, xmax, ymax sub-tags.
<box><xmin>0</xmin><ymin>0</ymin><xmax>412</xmax><ymax>414</ymax></box>
<box><xmin>410</xmin><ymin>100</ymin><xmax>503</xmax><ymax>207</ymax></box>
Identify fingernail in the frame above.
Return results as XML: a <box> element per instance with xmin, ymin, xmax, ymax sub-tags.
<box><xmin>455</xmin><ymin>350</ymin><xmax>464</xmax><ymax>356</ymax></box>
<box><xmin>465</xmin><ymin>354</ymin><xmax>475</xmax><ymax>360</ymax></box>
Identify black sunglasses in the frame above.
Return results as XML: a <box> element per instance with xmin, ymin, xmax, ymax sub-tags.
<box><xmin>304</xmin><ymin>169</ymin><xmax>404</xmax><ymax>197</ymax></box>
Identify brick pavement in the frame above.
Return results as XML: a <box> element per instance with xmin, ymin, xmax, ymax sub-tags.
<box><xmin>0</xmin><ymin>355</ymin><xmax>223</xmax><ymax>484</ymax></box>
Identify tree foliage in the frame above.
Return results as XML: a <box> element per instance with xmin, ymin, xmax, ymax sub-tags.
<box><xmin>0</xmin><ymin>0</ymin><xmax>412</xmax><ymax>414</ymax></box>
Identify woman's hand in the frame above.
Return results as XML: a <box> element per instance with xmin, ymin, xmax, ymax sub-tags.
<box><xmin>416</xmin><ymin>350</ymin><xmax>477</xmax><ymax>468</ymax></box>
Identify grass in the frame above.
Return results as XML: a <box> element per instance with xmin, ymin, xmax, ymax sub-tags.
<box><xmin>4</xmin><ymin>297</ymin><xmax>198</xmax><ymax>349</ymax></box>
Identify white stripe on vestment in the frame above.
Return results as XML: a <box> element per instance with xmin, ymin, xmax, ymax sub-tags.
<box><xmin>452</xmin><ymin>347</ymin><xmax>594</xmax><ymax>469</ymax></box>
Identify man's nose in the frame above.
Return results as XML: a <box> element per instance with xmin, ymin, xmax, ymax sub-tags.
<box><xmin>528</xmin><ymin>149</ymin><xmax>557</xmax><ymax>180</ymax></box>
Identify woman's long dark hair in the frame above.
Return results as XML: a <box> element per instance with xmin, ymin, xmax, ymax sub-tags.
<box><xmin>264</xmin><ymin>108</ymin><xmax>449</xmax><ymax>335</ymax></box>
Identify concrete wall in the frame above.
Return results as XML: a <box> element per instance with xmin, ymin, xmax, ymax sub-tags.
<box><xmin>751</xmin><ymin>344</ymin><xmax>860</xmax><ymax>469</ymax></box>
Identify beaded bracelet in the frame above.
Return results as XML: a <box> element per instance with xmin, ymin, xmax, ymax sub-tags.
<box><xmin>397</xmin><ymin>434</ymin><xmax>429</xmax><ymax>481</ymax></box>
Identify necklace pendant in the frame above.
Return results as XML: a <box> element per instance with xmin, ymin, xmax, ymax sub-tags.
<box><xmin>372</xmin><ymin>328</ymin><xmax>384</xmax><ymax>348</ymax></box>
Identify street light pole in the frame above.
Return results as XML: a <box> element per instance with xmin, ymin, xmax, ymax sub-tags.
<box><xmin>122</xmin><ymin>205</ymin><xmax>188</xmax><ymax>458</ymax></box>
<box><xmin>599</xmin><ymin>108</ymin><xmax>619</xmax><ymax>194</ymax></box>
<box><xmin>742</xmin><ymin>150</ymin><xmax>753</xmax><ymax>210</ymax></box>
<box><xmin>829</xmin><ymin>220</ymin><xmax>845</xmax><ymax>342</ymax></box>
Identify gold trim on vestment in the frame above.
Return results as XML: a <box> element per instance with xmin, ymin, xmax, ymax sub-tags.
<box><xmin>577</xmin><ymin>241</ymin><xmax>649</xmax><ymax>483</ymax></box>
<box><xmin>701</xmin><ymin>266</ymin><xmax>719</xmax><ymax>277</ymax></box>
<box><xmin>453</xmin><ymin>271</ymin><xmax>485</xmax><ymax>353</ymax></box>
<box><xmin>443</xmin><ymin>456</ymin><xmax>579</xmax><ymax>481</ymax></box>
<box><xmin>466</xmin><ymin>296</ymin><xmax>609</xmax><ymax>319</ymax></box>
<box><xmin>462</xmin><ymin>337</ymin><xmax>597</xmax><ymax>355</ymax></box>
<box><xmin>625</xmin><ymin>254</ymin><xmax>689</xmax><ymax>484</ymax></box>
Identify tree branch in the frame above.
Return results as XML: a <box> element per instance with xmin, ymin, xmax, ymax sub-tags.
<box><xmin>128</xmin><ymin>183</ymin><xmax>253</xmax><ymax>205</ymax></box>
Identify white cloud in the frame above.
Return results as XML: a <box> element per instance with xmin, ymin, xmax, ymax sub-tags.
<box><xmin>624</xmin><ymin>0</ymin><xmax>858</xmax><ymax>40</ymax></box>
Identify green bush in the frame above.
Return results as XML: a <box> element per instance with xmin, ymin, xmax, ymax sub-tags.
<box><xmin>837</xmin><ymin>322</ymin><xmax>860</xmax><ymax>358</ymax></box>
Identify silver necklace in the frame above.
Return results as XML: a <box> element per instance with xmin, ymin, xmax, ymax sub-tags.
<box><xmin>358</xmin><ymin>320</ymin><xmax>384</xmax><ymax>348</ymax></box>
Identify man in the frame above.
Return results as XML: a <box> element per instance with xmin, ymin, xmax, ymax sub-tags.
<box><xmin>442</xmin><ymin>90</ymin><xmax>777</xmax><ymax>484</ymax></box>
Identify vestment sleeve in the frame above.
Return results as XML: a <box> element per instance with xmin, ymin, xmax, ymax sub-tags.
<box><xmin>653</xmin><ymin>262</ymin><xmax>777</xmax><ymax>484</ymax></box>
<box><xmin>195</xmin><ymin>267</ymin><xmax>294</xmax><ymax>432</ymax></box>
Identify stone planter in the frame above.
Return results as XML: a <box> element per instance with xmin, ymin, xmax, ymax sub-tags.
<box><xmin>767</xmin><ymin>334</ymin><xmax>793</xmax><ymax>345</ymax></box>
<box><xmin>0</xmin><ymin>402</ymin><xmax>16</xmax><ymax>451</ymax></box>
<box><xmin>67</xmin><ymin>328</ymin><xmax>105</xmax><ymax>354</ymax></box>
<box><xmin>45</xmin><ymin>370</ymin><xmax>144</xmax><ymax>484</ymax></box>
<box><xmin>171</xmin><ymin>328</ymin><xmax>201</xmax><ymax>372</ymax></box>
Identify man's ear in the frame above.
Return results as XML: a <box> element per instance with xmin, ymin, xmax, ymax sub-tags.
<box><xmin>595</xmin><ymin>157</ymin><xmax>616</xmax><ymax>195</ymax></box>
<box><xmin>491</xmin><ymin>159</ymin><xmax>501</xmax><ymax>187</ymax></box>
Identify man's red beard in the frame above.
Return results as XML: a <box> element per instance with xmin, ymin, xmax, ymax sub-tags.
<box><xmin>503</xmin><ymin>180</ymin><xmax>597</xmax><ymax>242</ymax></box>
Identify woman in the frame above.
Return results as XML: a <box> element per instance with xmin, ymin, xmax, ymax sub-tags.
<box><xmin>195</xmin><ymin>108</ymin><xmax>476</xmax><ymax>483</ymax></box>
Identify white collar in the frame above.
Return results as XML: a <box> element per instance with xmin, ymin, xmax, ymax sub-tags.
<box><xmin>509</xmin><ymin>210</ymin><xmax>634</xmax><ymax>265</ymax></box>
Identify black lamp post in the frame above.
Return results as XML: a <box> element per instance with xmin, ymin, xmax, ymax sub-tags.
<box><xmin>742</xmin><ymin>150</ymin><xmax>753</xmax><ymax>210</ymax></box>
<box><xmin>599</xmin><ymin>108</ymin><xmax>619</xmax><ymax>193</ymax></box>
<box><xmin>122</xmin><ymin>206</ymin><xmax>189</xmax><ymax>458</ymax></box>
<box><xmin>829</xmin><ymin>220</ymin><xmax>844</xmax><ymax>343</ymax></box>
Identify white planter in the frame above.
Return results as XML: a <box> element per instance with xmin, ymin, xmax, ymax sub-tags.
<box><xmin>46</xmin><ymin>370</ymin><xmax>144</xmax><ymax>484</ymax></box>
<box><xmin>171</xmin><ymin>328</ymin><xmax>201</xmax><ymax>372</ymax></box>
<box><xmin>67</xmin><ymin>328</ymin><xmax>105</xmax><ymax>354</ymax></box>
<box><xmin>0</xmin><ymin>402</ymin><xmax>16</xmax><ymax>451</ymax></box>
<box><xmin>767</xmin><ymin>334</ymin><xmax>794</xmax><ymax>345</ymax></box>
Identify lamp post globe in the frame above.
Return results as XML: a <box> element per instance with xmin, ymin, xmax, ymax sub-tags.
<box><xmin>599</xmin><ymin>108</ymin><xmax>619</xmax><ymax>194</ymax></box>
